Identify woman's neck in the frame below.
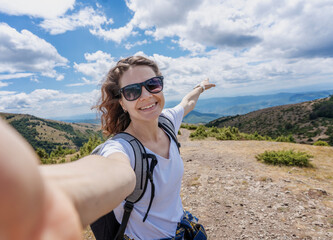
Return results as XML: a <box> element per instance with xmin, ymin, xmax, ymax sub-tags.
<box><xmin>126</xmin><ymin>119</ymin><xmax>160</xmax><ymax>143</ymax></box>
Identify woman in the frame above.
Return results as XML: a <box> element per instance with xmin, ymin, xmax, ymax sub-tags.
<box><xmin>0</xmin><ymin>55</ymin><xmax>215</xmax><ymax>240</ymax></box>
<box><xmin>95</xmin><ymin>56</ymin><xmax>215</xmax><ymax>239</ymax></box>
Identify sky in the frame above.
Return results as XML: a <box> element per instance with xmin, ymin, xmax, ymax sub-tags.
<box><xmin>1</xmin><ymin>0</ymin><xmax>333</xmax><ymax>119</ymax></box>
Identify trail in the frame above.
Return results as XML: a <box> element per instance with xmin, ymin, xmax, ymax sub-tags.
<box><xmin>180</xmin><ymin>129</ymin><xmax>333</xmax><ymax>239</ymax></box>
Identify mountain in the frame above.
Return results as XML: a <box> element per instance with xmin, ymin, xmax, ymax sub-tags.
<box><xmin>0</xmin><ymin>112</ymin><xmax>102</xmax><ymax>153</ymax></box>
<box><xmin>166</xmin><ymin>90</ymin><xmax>333</xmax><ymax>117</ymax></box>
<box><xmin>53</xmin><ymin>90</ymin><xmax>333</xmax><ymax>124</ymax></box>
<box><xmin>183</xmin><ymin>110</ymin><xmax>221</xmax><ymax>124</ymax></box>
<box><xmin>206</xmin><ymin>96</ymin><xmax>333</xmax><ymax>145</ymax></box>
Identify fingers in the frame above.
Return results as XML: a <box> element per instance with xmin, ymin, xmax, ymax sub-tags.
<box><xmin>201</xmin><ymin>78</ymin><xmax>216</xmax><ymax>90</ymax></box>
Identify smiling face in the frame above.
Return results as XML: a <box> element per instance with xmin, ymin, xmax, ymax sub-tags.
<box><xmin>119</xmin><ymin>65</ymin><xmax>165</xmax><ymax>124</ymax></box>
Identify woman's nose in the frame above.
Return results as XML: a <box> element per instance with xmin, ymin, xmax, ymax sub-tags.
<box><xmin>140</xmin><ymin>86</ymin><xmax>152</xmax><ymax>99</ymax></box>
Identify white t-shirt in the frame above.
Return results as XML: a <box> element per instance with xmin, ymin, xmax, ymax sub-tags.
<box><xmin>100</xmin><ymin>104</ymin><xmax>185</xmax><ymax>240</ymax></box>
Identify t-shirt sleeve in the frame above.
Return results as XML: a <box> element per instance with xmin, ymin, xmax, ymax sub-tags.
<box><xmin>161</xmin><ymin>104</ymin><xmax>184</xmax><ymax>133</ymax></box>
<box><xmin>99</xmin><ymin>138</ymin><xmax>135</xmax><ymax>168</ymax></box>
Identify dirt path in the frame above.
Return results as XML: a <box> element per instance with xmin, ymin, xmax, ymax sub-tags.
<box><xmin>83</xmin><ymin>129</ymin><xmax>333</xmax><ymax>239</ymax></box>
<box><xmin>180</xmin><ymin>129</ymin><xmax>333</xmax><ymax>239</ymax></box>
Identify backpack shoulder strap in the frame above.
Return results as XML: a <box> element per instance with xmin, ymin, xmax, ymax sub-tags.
<box><xmin>111</xmin><ymin>132</ymin><xmax>149</xmax><ymax>203</ymax></box>
<box><xmin>92</xmin><ymin>132</ymin><xmax>149</xmax><ymax>203</ymax></box>
<box><xmin>158</xmin><ymin>115</ymin><xmax>181</xmax><ymax>151</ymax></box>
<box><xmin>90</xmin><ymin>132</ymin><xmax>158</xmax><ymax>240</ymax></box>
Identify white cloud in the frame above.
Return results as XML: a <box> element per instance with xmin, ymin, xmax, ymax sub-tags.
<box><xmin>0</xmin><ymin>72</ymin><xmax>34</xmax><ymax>80</ymax></box>
<box><xmin>71</xmin><ymin>51</ymin><xmax>116</xmax><ymax>86</ymax></box>
<box><xmin>0</xmin><ymin>0</ymin><xmax>75</xmax><ymax>18</ymax></box>
<box><xmin>89</xmin><ymin>22</ymin><xmax>134</xmax><ymax>43</ymax></box>
<box><xmin>124</xmin><ymin>39</ymin><xmax>148</xmax><ymax>50</ymax></box>
<box><xmin>144</xmin><ymin>50</ymin><xmax>333</xmax><ymax>100</ymax></box>
<box><xmin>40</xmin><ymin>6</ymin><xmax>113</xmax><ymax>35</ymax></box>
<box><xmin>0</xmin><ymin>23</ymin><xmax>68</xmax><ymax>80</ymax></box>
<box><xmin>0</xmin><ymin>88</ymin><xmax>100</xmax><ymax>118</ymax></box>
<box><xmin>0</xmin><ymin>81</ymin><xmax>10</xmax><ymax>88</ymax></box>
<box><xmin>124</xmin><ymin>0</ymin><xmax>333</xmax><ymax>57</ymax></box>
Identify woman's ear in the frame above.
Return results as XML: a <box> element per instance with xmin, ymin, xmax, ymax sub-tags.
<box><xmin>119</xmin><ymin>99</ymin><xmax>127</xmax><ymax>112</ymax></box>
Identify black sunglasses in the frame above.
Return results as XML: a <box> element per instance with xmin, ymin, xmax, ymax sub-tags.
<box><xmin>119</xmin><ymin>76</ymin><xmax>164</xmax><ymax>101</ymax></box>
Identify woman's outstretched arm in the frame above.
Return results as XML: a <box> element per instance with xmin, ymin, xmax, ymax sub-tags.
<box><xmin>40</xmin><ymin>152</ymin><xmax>136</xmax><ymax>227</ymax></box>
<box><xmin>180</xmin><ymin>78</ymin><xmax>216</xmax><ymax>117</ymax></box>
<box><xmin>0</xmin><ymin>118</ymin><xmax>135</xmax><ymax>239</ymax></box>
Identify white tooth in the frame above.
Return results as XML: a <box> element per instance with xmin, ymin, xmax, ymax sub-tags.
<box><xmin>141</xmin><ymin>103</ymin><xmax>155</xmax><ymax>110</ymax></box>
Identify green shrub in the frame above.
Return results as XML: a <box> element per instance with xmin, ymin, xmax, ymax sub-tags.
<box><xmin>256</xmin><ymin>149</ymin><xmax>313</xmax><ymax>167</ymax></box>
<box><xmin>189</xmin><ymin>125</ymin><xmax>207</xmax><ymax>139</ymax></box>
<box><xmin>275</xmin><ymin>135</ymin><xmax>295</xmax><ymax>143</ymax></box>
<box><xmin>181</xmin><ymin>123</ymin><xmax>198</xmax><ymax>130</ymax></box>
<box><xmin>310</xmin><ymin>96</ymin><xmax>333</xmax><ymax>119</ymax></box>
<box><xmin>313</xmin><ymin>140</ymin><xmax>329</xmax><ymax>146</ymax></box>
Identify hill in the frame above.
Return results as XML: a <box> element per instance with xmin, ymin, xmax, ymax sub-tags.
<box><xmin>182</xmin><ymin>110</ymin><xmax>221</xmax><ymax>124</ymax></box>
<box><xmin>207</xmin><ymin>96</ymin><xmax>333</xmax><ymax>145</ymax></box>
<box><xmin>166</xmin><ymin>90</ymin><xmax>333</xmax><ymax>117</ymax></box>
<box><xmin>0</xmin><ymin>112</ymin><xmax>102</xmax><ymax>153</ymax></box>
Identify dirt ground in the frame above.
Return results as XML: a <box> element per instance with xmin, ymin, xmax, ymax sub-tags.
<box><xmin>83</xmin><ymin>129</ymin><xmax>333</xmax><ymax>240</ymax></box>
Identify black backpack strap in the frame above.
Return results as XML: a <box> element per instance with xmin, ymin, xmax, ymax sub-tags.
<box><xmin>112</xmin><ymin>132</ymin><xmax>149</xmax><ymax>203</ymax></box>
<box><xmin>158</xmin><ymin>115</ymin><xmax>181</xmax><ymax>151</ymax></box>
<box><xmin>91</xmin><ymin>132</ymin><xmax>149</xmax><ymax>240</ymax></box>
<box><xmin>114</xmin><ymin>201</ymin><xmax>134</xmax><ymax>240</ymax></box>
<box><xmin>90</xmin><ymin>211</ymin><xmax>120</xmax><ymax>240</ymax></box>
<box><xmin>142</xmin><ymin>153</ymin><xmax>158</xmax><ymax>222</ymax></box>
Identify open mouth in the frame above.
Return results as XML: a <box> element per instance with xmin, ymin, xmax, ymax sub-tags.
<box><xmin>139</xmin><ymin>102</ymin><xmax>157</xmax><ymax>110</ymax></box>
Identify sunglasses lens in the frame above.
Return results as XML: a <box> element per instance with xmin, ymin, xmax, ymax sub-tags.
<box><xmin>146</xmin><ymin>77</ymin><xmax>163</xmax><ymax>93</ymax></box>
<box><xmin>123</xmin><ymin>84</ymin><xmax>141</xmax><ymax>101</ymax></box>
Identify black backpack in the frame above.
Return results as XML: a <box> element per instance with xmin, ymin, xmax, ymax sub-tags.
<box><xmin>90</xmin><ymin>115</ymin><xmax>181</xmax><ymax>240</ymax></box>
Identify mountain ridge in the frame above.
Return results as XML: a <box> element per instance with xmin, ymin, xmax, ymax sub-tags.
<box><xmin>0</xmin><ymin>112</ymin><xmax>102</xmax><ymax>153</ymax></box>
<box><xmin>206</xmin><ymin>97</ymin><xmax>333</xmax><ymax>145</ymax></box>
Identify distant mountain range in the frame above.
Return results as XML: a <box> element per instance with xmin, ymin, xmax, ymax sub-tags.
<box><xmin>167</xmin><ymin>90</ymin><xmax>333</xmax><ymax>117</ymax></box>
<box><xmin>207</xmin><ymin>96</ymin><xmax>333</xmax><ymax>145</ymax></box>
<box><xmin>55</xmin><ymin>90</ymin><xmax>333</xmax><ymax>124</ymax></box>
<box><xmin>2</xmin><ymin>94</ymin><xmax>332</xmax><ymax>151</ymax></box>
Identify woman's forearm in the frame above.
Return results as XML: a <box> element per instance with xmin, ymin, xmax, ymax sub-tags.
<box><xmin>180</xmin><ymin>78</ymin><xmax>216</xmax><ymax>117</ymax></box>
<box><xmin>39</xmin><ymin>153</ymin><xmax>136</xmax><ymax>227</ymax></box>
<box><xmin>180</xmin><ymin>87</ymin><xmax>203</xmax><ymax>116</ymax></box>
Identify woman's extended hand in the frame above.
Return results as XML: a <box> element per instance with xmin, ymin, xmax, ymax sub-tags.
<box><xmin>0</xmin><ymin>119</ymin><xmax>82</xmax><ymax>240</ymax></box>
<box><xmin>201</xmin><ymin>78</ymin><xmax>216</xmax><ymax>91</ymax></box>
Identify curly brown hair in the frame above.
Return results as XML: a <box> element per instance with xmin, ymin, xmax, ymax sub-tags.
<box><xmin>95</xmin><ymin>56</ymin><xmax>162</xmax><ymax>136</ymax></box>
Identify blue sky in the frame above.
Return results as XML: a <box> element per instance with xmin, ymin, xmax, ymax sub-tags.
<box><xmin>1</xmin><ymin>0</ymin><xmax>333</xmax><ymax>118</ymax></box>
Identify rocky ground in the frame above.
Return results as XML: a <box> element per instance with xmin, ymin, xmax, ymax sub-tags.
<box><xmin>83</xmin><ymin>129</ymin><xmax>333</xmax><ymax>239</ymax></box>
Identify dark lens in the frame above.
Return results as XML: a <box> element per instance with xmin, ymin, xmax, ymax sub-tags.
<box><xmin>123</xmin><ymin>84</ymin><xmax>141</xmax><ymax>101</ymax></box>
<box><xmin>146</xmin><ymin>77</ymin><xmax>163</xmax><ymax>93</ymax></box>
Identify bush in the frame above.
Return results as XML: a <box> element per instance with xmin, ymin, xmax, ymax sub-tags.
<box><xmin>313</xmin><ymin>140</ymin><xmax>329</xmax><ymax>146</ymax></box>
<box><xmin>275</xmin><ymin>135</ymin><xmax>295</xmax><ymax>143</ymax></box>
<box><xmin>310</xmin><ymin>96</ymin><xmax>333</xmax><ymax>119</ymax></box>
<box><xmin>181</xmin><ymin>123</ymin><xmax>198</xmax><ymax>130</ymax></box>
<box><xmin>256</xmin><ymin>149</ymin><xmax>313</xmax><ymax>167</ymax></box>
<box><xmin>189</xmin><ymin>125</ymin><xmax>207</xmax><ymax>139</ymax></box>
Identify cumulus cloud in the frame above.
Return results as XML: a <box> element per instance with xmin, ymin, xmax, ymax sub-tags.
<box><xmin>146</xmin><ymin>49</ymin><xmax>333</xmax><ymax>100</ymax></box>
<box><xmin>124</xmin><ymin>39</ymin><xmax>148</xmax><ymax>50</ymax></box>
<box><xmin>0</xmin><ymin>23</ymin><xmax>68</xmax><ymax>80</ymax></box>
<box><xmin>40</xmin><ymin>6</ymin><xmax>113</xmax><ymax>35</ymax></box>
<box><xmin>0</xmin><ymin>0</ymin><xmax>75</xmax><ymax>18</ymax></box>
<box><xmin>71</xmin><ymin>51</ymin><xmax>116</xmax><ymax>86</ymax></box>
<box><xmin>89</xmin><ymin>22</ymin><xmax>135</xmax><ymax>43</ymax></box>
<box><xmin>0</xmin><ymin>88</ymin><xmax>100</xmax><ymax>118</ymax></box>
<box><xmin>124</xmin><ymin>0</ymin><xmax>333</xmax><ymax>57</ymax></box>
<box><xmin>0</xmin><ymin>72</ymin><xmax>34</xmax><ymax>81</ymax></box>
